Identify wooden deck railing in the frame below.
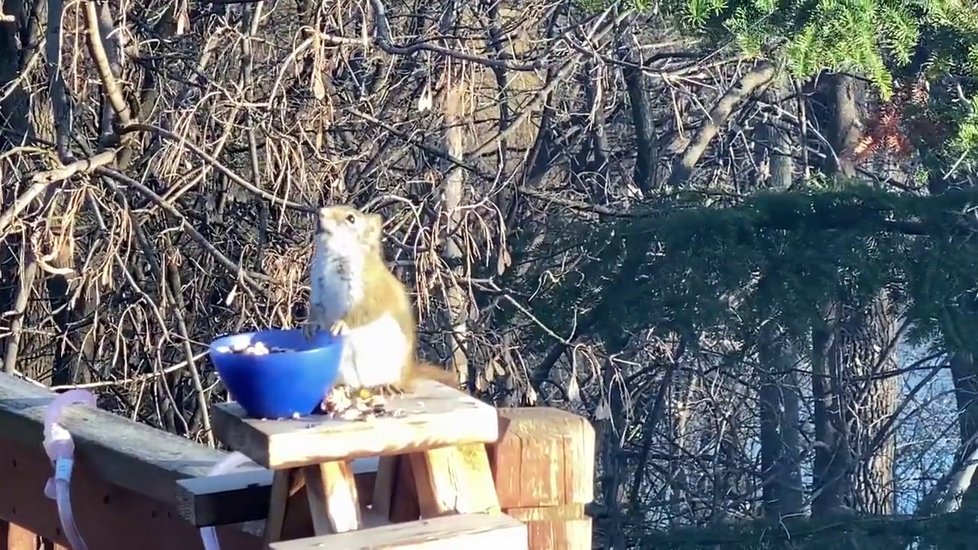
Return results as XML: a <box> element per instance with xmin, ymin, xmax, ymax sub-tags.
<box><xmin>0</xmin><ymin>373</ymin><xmax>594</xmax><ymax>549</ymax></box>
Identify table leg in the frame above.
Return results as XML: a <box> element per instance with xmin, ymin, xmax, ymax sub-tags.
<box><xmin>264</xmin><ymin>469</ymin><xmax>312</xmax><ymax>544</ymax></box>
<box><xmin>302</xmin><ymin>460</ymin><xmax>362</xmax><ymax>534</ymax></box>
<box><xmin>372</xmin><ymin>455</ymin><xmax>421</xmax><ymax>522</ymax></box>
<box><xmin>372</xmin><ymin>455</ymin><xmax>397</xmax><ymax>520</ymax></box>
<box><xmin>408</xmin><ymin>443</ymin><xmax>500</xmax><ymax>518</ymax></box>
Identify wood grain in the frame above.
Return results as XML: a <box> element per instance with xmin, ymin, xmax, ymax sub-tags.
<box><xmin>303</xmin><ymin>461</ymin><xmax>362</xmax><ymax>534</ymax></box>
<box><xmin>267</xmin><ymin>512</ymin><xmax>528</xmax><ymax>549</ymax></box>
<box><xmin>212</xmin><ymin>380</ymin><xmax>499</xmax><ymax>468</ymax></box>
<box><xmin>488</xmin><ymin>407</ymin><xmax>596</xmax><ymax>550</ymax></box>
<box><xmin>409</xmin><ymin>444</ymin><xmax>500</xmax><ymax>518</ymax></box>
<box><xmin>0</xmin><ymin>373</ymin><xmax>235</xmax><ymax>505</ymax></box>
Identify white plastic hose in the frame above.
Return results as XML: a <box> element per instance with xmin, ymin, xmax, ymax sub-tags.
<box><xmin>42</xmin><ymin>389</ymin><xmax>97</xmax><ymax>550</ymax></box>
<box><xmin>199</xmin><ymin>451</ymin><xmax>254</xmax><ymax>550</ymax></box>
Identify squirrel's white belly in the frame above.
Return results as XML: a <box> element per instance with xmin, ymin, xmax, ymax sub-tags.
<box><xmin>309</xmin><ymin>243</ymin><xmax>363</xmax><ymax>327</ymax></box>
<box><xmin>309</xmin><ymin>239</ymin><xmax>405</xmax><ymax>388</ymax></box>
<box><xmin>335</xmin><ymin>313</ymin><xmax>409</xmax><ymax>388</ymax></box>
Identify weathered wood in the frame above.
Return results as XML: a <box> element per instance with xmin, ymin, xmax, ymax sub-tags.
<box><xmin>409</xmin><ymin>444</ymin><xmax>500</xmax><ymax>518</ymax></box>
<box><xmin>0</xmin><ymin>439</ymin><xmax>261</xmax><ymax>549</ymax></box>
<box><xmin>303</xmin><ymin>461</ymin><xmax>363</xmax><ymax>534</ymax></box>
<box><xmin>177</xmin><ymin>469</ymin><xmax>274</xmax><ymax>528</ymax></box>
<box><xmin>175</xmin><ymin>457</ymin><xmax>379</xmax><ymax>527</ymax></box>
<box><xmin>261</xmin><ymin>467</ymin><xmax>394</xmax><ymax>544</ymax></box>
<box><xmin>385</xmin><ymin>455</ymin><xmax>423</xmax><ymax>522</ymax></box>
<box><xmin>1</xmin><ymin>521</ymin><xmax>44</xmax><ymax>550</ymax></box>
<box><xmin>211</xmin><ymin>380</ymin><xmax>499</xmax><ymax>468</ymax></box>
<box><xmin>264</xmin><ymin>469</ymin><xmax>314</xmax><ymax>544</ymax></box>
<box><xmin>0</xmin><ymin>373</ymin><xmax>235</xmax><ymax>505</ymax></box>
<box><xmin>267</xmin><ymin>512</ymin><xmax>528</xmax><ymax>549</ymax></box>
<box><xmin>371</xmin><ymin>456</ymin><xmax>399</xmax><ymax>520</ymax></box>
<box><xmin>488</xmin><ymin>407</ymin><xmax>595</xmax><ymax>550</ymax></box>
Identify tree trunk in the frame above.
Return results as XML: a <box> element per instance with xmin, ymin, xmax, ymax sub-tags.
<box><xmin>811</xmin><ymin>305</ymin><xmax>851</xmax><ymax>515</ymax></box>
<box><xmin>755</xmin><ymin>77</ymin><xmax>804</xmax><ymax>520</ymax></box>
<box><xmin>837</xmin><ymin>296</ymin><xmax>899</xmax><ymax>514</ymax></box>
<box><xmin>810</xmin><ymin>73</ymin><xmax>899</xmax><ymax>519</ymax></box>
<box><xmin>759</xmin><ymin>331</ymin><xmax>804</xmax><ymax>518</ymax></box>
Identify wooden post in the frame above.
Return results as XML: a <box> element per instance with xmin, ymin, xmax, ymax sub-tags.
<box><xmin>488</xmin><ymin>407</ymin><xmax>596</xmax><ymax>550</ymax></box>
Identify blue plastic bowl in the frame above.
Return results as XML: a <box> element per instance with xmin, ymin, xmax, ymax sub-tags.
<box><xmin>208</xmin><ymin>328</ymin><xmax>343</xmax><ymax>419</ymax></box>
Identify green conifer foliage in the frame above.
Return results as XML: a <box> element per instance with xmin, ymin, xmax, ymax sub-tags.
<box><xmin>541</xmin><ymin>0</ymin><xmax>978</xmax><ymax>359</ymax></box>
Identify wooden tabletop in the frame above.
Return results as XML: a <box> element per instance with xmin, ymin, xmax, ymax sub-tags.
<box><xmin>211</xmin><ymin>380</ymin><xmax>500</xmax><ymax>469</ymax></box>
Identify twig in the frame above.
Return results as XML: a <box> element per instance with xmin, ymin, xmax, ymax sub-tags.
<box><xmin>48</xmin><ymin>352</ymin><xmax>208</xmax><ymax>391</ymax></box>
<box><xmin>32</xmin><ymin>149</ymin><xmax>118</xmax><ymax>184</ymax></box>
<box><xmin>2</xmin><ymin>247</ymin><xmax>38</xmax><ymax>374</ymax></box>
<box><xmin>163</xmin><ymin>246</ymin><xmax>215</xmax><ymax>447</ymax></box>
<box><xmin>349</xmin><ymin>108</ymin><xmax>630</xmax><ymax>216</ymax></box>
<box><xmin>364</xmin><ymin>0</ymin><xmax>545</xmax><ymax>71</ymax></box>
<box><xmin>119</xmin><ymin>123</ymin><xmax>316</xmax><ymax>212</ymax></box>
<box><xmin>241</xmin><ymin>1</ymin><xmax>267</xmax><ymax>270</ymax></box>
<box><xmin>666</xmin><ymin>60</ymin><xmax>776</xmax><ymax>187</ymax></box>
<box><xmin>83</xmin><ymin>0</ymin><xmax>132</xmax><ymax>125</ymax></box>
<box><xmin>44</xmin><ymin>0</ymin><xmax>72</xmax><ymax>161</ymax></box>
<box><xmin>94</xmin><ymin>167</ymin><xmax>267</xmax><ymax>296</ymax></box>
<box><xmin>0</xmin><ymin>150</ymin><xmax>119</xmax><ymax>235</ymax></box>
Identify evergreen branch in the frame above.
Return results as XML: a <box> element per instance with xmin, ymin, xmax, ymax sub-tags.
<box><xmin>628</xmin><ymin>185</ymin><xmax>978</xmax><ymax>239</ymax></box>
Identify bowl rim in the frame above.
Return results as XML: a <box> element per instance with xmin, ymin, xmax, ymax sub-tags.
<box><xmin>208</xmin><ymin>328</ymin><xmax>343</xmax><ymax>357</ymax></box>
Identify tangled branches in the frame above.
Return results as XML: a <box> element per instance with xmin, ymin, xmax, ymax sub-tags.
<box><xmin>4</xmin><ymin>0</ymin><xmax>922</xmax><ymax>544</ymax></box>
<box><xmin>0</xmin><ymin>0</ymin><xmax>660</xmax><ymax>440</ymax></box>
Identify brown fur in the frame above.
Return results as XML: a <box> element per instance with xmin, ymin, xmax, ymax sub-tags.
<box><xmin>316</xmin><ymin>205</ymin><xmax>456</xmax><ymax>390</ymax></box>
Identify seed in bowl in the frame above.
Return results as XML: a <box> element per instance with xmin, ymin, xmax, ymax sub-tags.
<box><xmin>215</xmin><ymin>342</ymin><xmax>296</xmax><ymax>355</ymax></box>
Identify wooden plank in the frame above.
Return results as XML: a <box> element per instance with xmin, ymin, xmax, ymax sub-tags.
<box><xmin>175</xmin><ymin>457</ymin><xmax>379</xmax><ymax>526</ymax></box>
<box><xmin>0</xmin><ymin>439</ymin><xmax>261</xmax><ymax>550</ymax></box>
<box><xmin>1</xmin><ymin>521</ymin><xmax>41</xmax><ymax>550</ymax></box>
<box><xmin>263</xmin><ymin>468</ymin><xmax>333</xmax><ymax>544</ymax></box>
<box><xmin>408</xmin><ymin>444</ymin><xmax>500</xmax><ymax>518</ymax></box>
<box><xmin>0</xmin><ymin>373</ymin><xmax>233</xmax><ymax>505</ymax></box>
<box><xmin>370</xmin><ymin>456</ymin><xmax>398</xmax><ymax>520</ymax></box>
<box><xmin>369</xmin><ymin>455</ymin><xmax>421</xmax><ymax>523</ymax></box>
<box><xmin>303</xmin><ymin>461</ymin><xmax>363</xmax><ymax>534</ymax></box>
<box><xmin>268</xmin><ymin>512</ymin><xmax>528</xmax><ymax>549</ymax></box>
<box><xmin>211</xmin><ymin>380</ymin><xmax>500</xmax><ymax>469</ymax></box>
<box><xmin>178</xmin><ymin>469</ymin><xmax>273</xmax><ymax>529</ymax></box>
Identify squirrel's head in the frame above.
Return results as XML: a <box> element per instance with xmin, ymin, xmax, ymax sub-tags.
<box><xmin>315</xmin><ymin>206</ymin><xmax>384</xmax><ymax>258</ymax></box>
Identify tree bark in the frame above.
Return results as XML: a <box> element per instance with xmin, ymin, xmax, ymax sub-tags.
<box><xmin>759</xmin><ymin>330</ymin><xmax>804</xmax><ymax>518</ymax></box>
<box><xmin>837</xmin><ymin>296</ymin><xmax>900</xmax><ymax>515</ymax></box>
<box><xmin>755</xmin><ymin>77</ymin><xmax>804</xmax><ymax>519</ymax></box>
<box><xmin>810</xmin><ymin>73</ymin><xmax>899</xmax><ymax>518</ymax></box>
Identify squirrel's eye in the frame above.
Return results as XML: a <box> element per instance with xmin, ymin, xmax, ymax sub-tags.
<box><xmin>345</xmin><ymin>213</ymin><xmax>357</xmax><ymax>224</ymax></box>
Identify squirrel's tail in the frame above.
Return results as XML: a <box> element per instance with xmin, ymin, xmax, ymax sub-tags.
<box><xmin>412</xmin><ymin>361</ymin><xmax>458</xmax><ymax>387</ymax></box>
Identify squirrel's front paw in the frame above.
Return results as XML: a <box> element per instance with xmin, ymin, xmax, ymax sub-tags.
<box><xmin>303</xmin><ymin>321</ymin><xmax>327</xmax><ymax>340</ymax></box>
<box><xmin>329</xmin><ymin>320</ymin><xmax>349</xmax><ymax>336</ymax></box>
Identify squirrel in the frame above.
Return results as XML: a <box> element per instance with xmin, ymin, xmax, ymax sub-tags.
<box><xmin>304</xmin><ymin>205</ymin><xmax>456</xmax><ymax>396</ymax></box>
